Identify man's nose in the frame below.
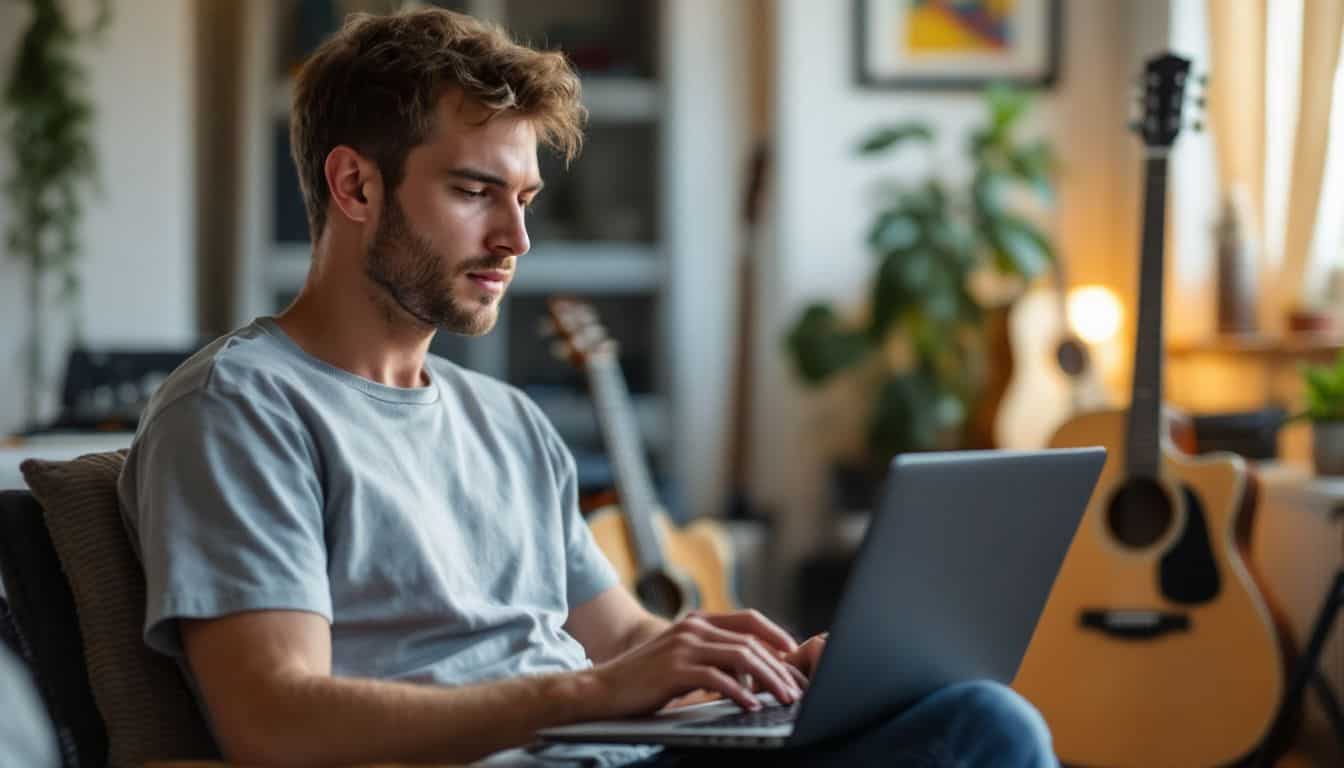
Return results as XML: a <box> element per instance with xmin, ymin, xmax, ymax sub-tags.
<box><xmin>489</xmin><ymin>203</ymin><xmax>530</xmax><ymax>257</ymax></box>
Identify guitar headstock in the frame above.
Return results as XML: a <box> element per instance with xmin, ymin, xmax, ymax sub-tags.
<box><xmin>543</xmin><ymin>296</ymin><xmax>618</xmax><ymax>368</ymax></box>
<box><xmin>1132</xmin><ymin>52</ymin><xmax>1205</xmax><ymax>149</ymax></box>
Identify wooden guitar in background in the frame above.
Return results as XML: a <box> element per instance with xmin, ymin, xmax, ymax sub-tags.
<box><xmin>1012</xmin><ymin>54</ymin><xmax>1287</xmax><ymax>767</ymax></box>
<box><xmin>544</xmin><ymin>297</ymin><xmax>736</xmax><ymax>619</ymax></box>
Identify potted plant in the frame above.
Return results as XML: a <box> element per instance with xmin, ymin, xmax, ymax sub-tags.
<box><xmin>3</xmin><ymin>0</ymin><xmax>110</xmax><ymax>425</ymax></box>
<box><xmin>1298</xmin><ymin>352</ymin><xmax>1344</xmax><ymax>476</ymax></box>
<box><xmin>785</xmin><ymin>85</ymin><xmax>1057</xmax><ymax>494</ymax></box>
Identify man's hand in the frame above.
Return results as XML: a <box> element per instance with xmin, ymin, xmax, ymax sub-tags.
<box><xmin>585</xmin><ymin>610</ymin><xmax>807</xmax><ymax>716</ymax></box>
<box><xmin>663</xmin><ymin>630</ymin><xmax>829</xmax><ymax>711</ymax></box>
<box><xmin>782</xmin><ymin>632</ymin><xmax>827</xmax><ymax>679</ymax></box>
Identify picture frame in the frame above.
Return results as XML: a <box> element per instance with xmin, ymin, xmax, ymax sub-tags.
<box><xmin>854</xmin><ymin>0</ymin><xmax>1062</xmax><ymax>90</ymax></box>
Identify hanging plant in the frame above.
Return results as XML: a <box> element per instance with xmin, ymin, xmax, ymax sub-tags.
<box><xmin>3</xmin><ymin>0</ymin><xmax>111</xmax><ymax>423</ymax></box>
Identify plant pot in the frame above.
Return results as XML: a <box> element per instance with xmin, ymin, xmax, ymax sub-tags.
<box><xmin>1312</xmin><ymin>421</ymin><xmax>1344</xmax><ymax>476</ymax></box>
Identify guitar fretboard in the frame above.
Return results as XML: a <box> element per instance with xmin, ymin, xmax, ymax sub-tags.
<box><xmin>585</xmin><ymin>356</ymin><xmax>666</xmax><ymax>572</ymax></box>
<box><xmin>1125</xmin><ymin>152</ymin><xmax>1169</xmax><ymax>479</ymax></box>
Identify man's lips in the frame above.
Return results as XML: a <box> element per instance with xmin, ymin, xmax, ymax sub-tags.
<box><xmin>466</xmin><ymin>269</ymin><xmax>510</xmax><ymax>292</ymax></box>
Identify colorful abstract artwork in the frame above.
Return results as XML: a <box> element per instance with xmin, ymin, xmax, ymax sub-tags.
<box><xmin>904</xmin><ymin>0</ymin><xmax>1014</xmax><ymax>54</ymax></box>
<box><xmin>856</xmin><ymin>0</ymin><xmax>1059</xmax><ymax>89</ymax></box>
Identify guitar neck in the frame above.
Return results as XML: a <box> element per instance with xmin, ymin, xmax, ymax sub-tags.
<box><xmin>585</xmin><ymin>356</ymin><xmax>667</xmax><ymax>572</ymax></box>
<box><xmin>1125</xmin><ymin>152</ymin><xmax>1169</xmax><ymax>478</ymax></box>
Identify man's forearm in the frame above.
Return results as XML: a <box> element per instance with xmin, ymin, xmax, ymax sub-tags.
<box><xmin>616</xmin><ymin>614</ymin><xmax>672</xmax><ymax>656</ymax></box>
<box><xmin>219</xmin><ymin>668</ymin><xmax>607</xmax><ymax>766</ymax></box>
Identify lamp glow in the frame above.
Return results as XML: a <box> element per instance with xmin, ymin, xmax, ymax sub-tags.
<box><xmin>1067</xmin><ymin>286</ymin><xmax>1122</xmax><ymax>345</ymax></box>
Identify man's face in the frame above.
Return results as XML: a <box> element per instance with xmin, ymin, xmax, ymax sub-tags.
<box><xmin>365</xmin><ymin>93</ymin><xmax>541</xmax><ymax>336</ymax></box>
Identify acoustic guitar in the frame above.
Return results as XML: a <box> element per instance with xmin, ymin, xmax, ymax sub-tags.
<box><xmin>993</xmin><ymin>249</ymin><xmax>1107</xmax><ymax>450</ymax></box>
<box><xmin>544</xmin><ymin>296</ymin><xmax>736</xmax><ymax>619</ymax></box>
<box><xmin>1012</xmin><ymin>54</ymin><xmax>1287</xmax><ymax>766</ymax></box>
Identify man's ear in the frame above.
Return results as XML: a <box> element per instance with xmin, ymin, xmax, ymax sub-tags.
<box><xmin>324</xmin><ymin>146</ymin><xmax>383</xmax><ymax>225</ymax></box>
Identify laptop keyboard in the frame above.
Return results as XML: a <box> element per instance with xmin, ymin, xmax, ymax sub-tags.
<box><xmin>682</xmin><ymin>702</ymin><xmax>800</xmax><ymax>729</ymax></box>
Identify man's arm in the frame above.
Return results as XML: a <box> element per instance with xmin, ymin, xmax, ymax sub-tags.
<box><xmin>563</xmin><ymin>585</ymin><xmax>669</xmax><ymax>662</ymax></box>
<box><xmin>186</xmin><ymin>605</ymin><xmax>808</xmax><ymax>766</ymax></box>
<box><xmin>183</xmin><ymin>610</ymin><xmax>605</xmax><ymax>766</ymax></box>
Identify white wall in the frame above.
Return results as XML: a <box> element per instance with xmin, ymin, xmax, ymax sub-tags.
<box><xmin>754</xmin><ymin>0</ymin><xmax>1152</xmax><ymax>576</ymax></box>
<box><xmin>0</xmin><ymin>0</ymin><xmax>197</xmax><ymax>434</ymax></box>
<box><xmin>665</xmin><ymin>0</ymin><xmax>749</xmax><ymax>526</ymax></box>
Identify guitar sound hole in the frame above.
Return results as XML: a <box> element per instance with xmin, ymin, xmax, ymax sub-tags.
<box><xmin>636</xmin><ymin>571</ymin><xmax>689</xmax><ymax>619</ymax></box>
<box><xmin>1056</xmin><ymin>338</ymin><xmax>1089</xmax><ymax>377</ymax></box>
<box><xmin>1106</xmin><ymin>478</ymin><xmax>1173</xmax><ymax>549</ymax></box>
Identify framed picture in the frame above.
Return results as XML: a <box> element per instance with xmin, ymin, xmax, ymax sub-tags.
<box><xmin>855</xmin><ymin>0</ymin><xmax>1062</xmax><ymax>89</ymax></box>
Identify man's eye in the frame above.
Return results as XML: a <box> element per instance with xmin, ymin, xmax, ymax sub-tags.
<box><xmin>455</xmin><ymin>187</ymin><xmax>487</xmax><ymax>199</ymax></box>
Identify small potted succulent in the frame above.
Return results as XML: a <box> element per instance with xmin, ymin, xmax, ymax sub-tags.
<box><xmin>1298</xmin><ymin>352</ymin><xmax>1344</xmax><ymax>476</ymax></box>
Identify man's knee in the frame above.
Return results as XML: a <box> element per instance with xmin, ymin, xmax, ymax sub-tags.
<box><xmin>942</xmin><ymin>681</ymin><xmax>1054</xmax><ymax>764</ymax></box>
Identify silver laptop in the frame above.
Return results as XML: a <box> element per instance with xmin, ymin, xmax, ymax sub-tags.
<box><xmin>538</xmin><ymin>447</ymin><xmax>1105</xmax><ymax>750</ymax></box>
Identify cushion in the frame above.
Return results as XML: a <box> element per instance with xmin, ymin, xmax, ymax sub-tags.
<box><xmin>0</xmin><ymin>490</ymin><xmax>106</xmax><ymax>768</ymax></box>
<box><xmin>20</xmin><ymin>451</ymin><xmax>218</xmax><ymax>767</ymax></box>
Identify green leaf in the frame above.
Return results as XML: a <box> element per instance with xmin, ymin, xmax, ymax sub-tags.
<box><xmin>1299</xmin><ymin>353</ymin><xmax>1344</xmax><ymax>420</ymax></box>
<box><xmin>1008</xmin><ymin>141</ymin><xmax>1056</xmax><ymax>199</ymax></box>
<box><xmin>987</xmin><ymin>84</ymin><xmax>1031</xmax><ymax>135</ymax></box>
<box><xmin>867</xmin><ymin>370</ymin><xmax>965</xmax><ymax>457</ymax></box>
<box><xmin>870</xmin><ymin>254</ymin><xmax>911</xmax><ymax>340</ymax></box>
<box><xmin>785</xmin><ymin>304</ymin><xmax>872</xmax><ymax>385</ymax></box>
<box><xmin>971</xmin><ymin>169</ymin><xmax>1004</xmax><ymax>218</ymax></box>
<box><xmin>868</xmin><ymin>211</ymin><xmax>920</xmax><ymax>253</ymax></box>
<box><xmin>858</xmin><ymin>123</ymin><xmax>934</xmax><ymax>154</ymax></box>
<box><xmin>988</xmin><ymin>216</ymin><xmax>1054</xmax><ymax>279</ymax></box>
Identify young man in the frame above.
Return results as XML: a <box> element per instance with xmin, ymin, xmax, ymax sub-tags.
<box><xmin>119</xmin><ymin>9</ymin><xmax>1054</xmax><ymax>767</ymax></box>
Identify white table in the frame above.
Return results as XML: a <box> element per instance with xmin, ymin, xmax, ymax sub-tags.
<box><xmin>0</xmin><ymin>432</ymin><xmax>136</xmax><ymax>491</ymax></box>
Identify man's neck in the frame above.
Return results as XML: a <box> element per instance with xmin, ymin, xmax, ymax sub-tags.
<box><xmin>274</xmin><ymin>249</ymin><xmax>435</xmax><ymax>389</ymax></box>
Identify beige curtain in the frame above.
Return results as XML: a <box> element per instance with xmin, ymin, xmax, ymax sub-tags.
<box><xmin>1280</xmin><ymin>0</ymin><xmax>1344</xmax><ymax>312</ymax></box>
<box><xmin>1207</xmin><ymin>0</ymin><xmax>1267</xmax><ymax>235</ymax></box>
<box><xmin>1208</xmin><ymin>0</ymin><xmax>1344</xmax><ymax>327</ymax></box>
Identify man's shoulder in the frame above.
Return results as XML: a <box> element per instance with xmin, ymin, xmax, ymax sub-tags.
<box><xmin>140</xmin><ymin>320</ymin><xmax>298</xmax><ymax>425</ymax></box>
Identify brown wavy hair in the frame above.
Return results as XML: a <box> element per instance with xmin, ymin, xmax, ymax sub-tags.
<box><xmin>290</xmin><ymin>8</ymin><xmax>586</xmax><ymax>241</ymax></box>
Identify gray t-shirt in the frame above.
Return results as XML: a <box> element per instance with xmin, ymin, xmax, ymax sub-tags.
<box><xmin>118</xmin><ymin>316</ymin><xmax>620</xmax><ymax>686</ymax></box>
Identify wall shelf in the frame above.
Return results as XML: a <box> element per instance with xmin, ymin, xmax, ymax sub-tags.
<box><xmin>1169</xmin><ymin>333</ymin><xmax>1344</xmax><ymax>361</ymax></box>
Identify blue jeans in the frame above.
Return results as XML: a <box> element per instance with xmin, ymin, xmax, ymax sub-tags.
<box><xmin>634</xmin><ymin>680</ymin><xmax>1056</xmax><ymax>767</ymax></box>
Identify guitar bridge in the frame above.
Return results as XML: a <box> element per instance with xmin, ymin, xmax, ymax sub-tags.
<box><xmin>1079</xmin><ymin>609</ymin><xmax>1191</xmax><ymax>640</ymax></box>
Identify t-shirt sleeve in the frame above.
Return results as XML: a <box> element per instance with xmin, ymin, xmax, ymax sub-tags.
<box><xmin>120</xmin><ymin>387</ymin><xmax>331</xmax><ymax>658</ymax></box>
<box><xmin>529</xmin><ymin>400</ymin><xmax>618</xmax><ymax>610</ymax></box>
<box><xmin>557</xmin><ymin>447</ymin><xmax>620</xmax><ymax>609</ymax></box>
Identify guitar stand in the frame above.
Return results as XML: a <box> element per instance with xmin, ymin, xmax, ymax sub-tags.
<box><xmin>1254</xmin><ymin>570</ymin><xmax>1344</xmax><ymax>767</ymax></box>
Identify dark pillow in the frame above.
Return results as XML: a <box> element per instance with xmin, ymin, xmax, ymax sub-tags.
<box><xmin>20</xmin><ymin>452</ymin><xmax>218</xmax><ymax>767</ymax></box>
<box><xmin>0</xmin><ymin>490</ymin><xmax>107</xmax><ymax>768</ymax></box>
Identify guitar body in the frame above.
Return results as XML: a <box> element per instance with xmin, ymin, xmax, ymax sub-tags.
<box><xmin>587</xmin><ymin>506</ymin><xmax>737</xmax><ymax>615</ymax></box>
<box><xmin>1013</xmin><ymin>408</ymin><xmax>1283</xmax><ymax>767</ymax></box>
<box><xmin>995</xmin><ymin>286</ymin><xmax>1105</xmax><ymax>450</ymax></box>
